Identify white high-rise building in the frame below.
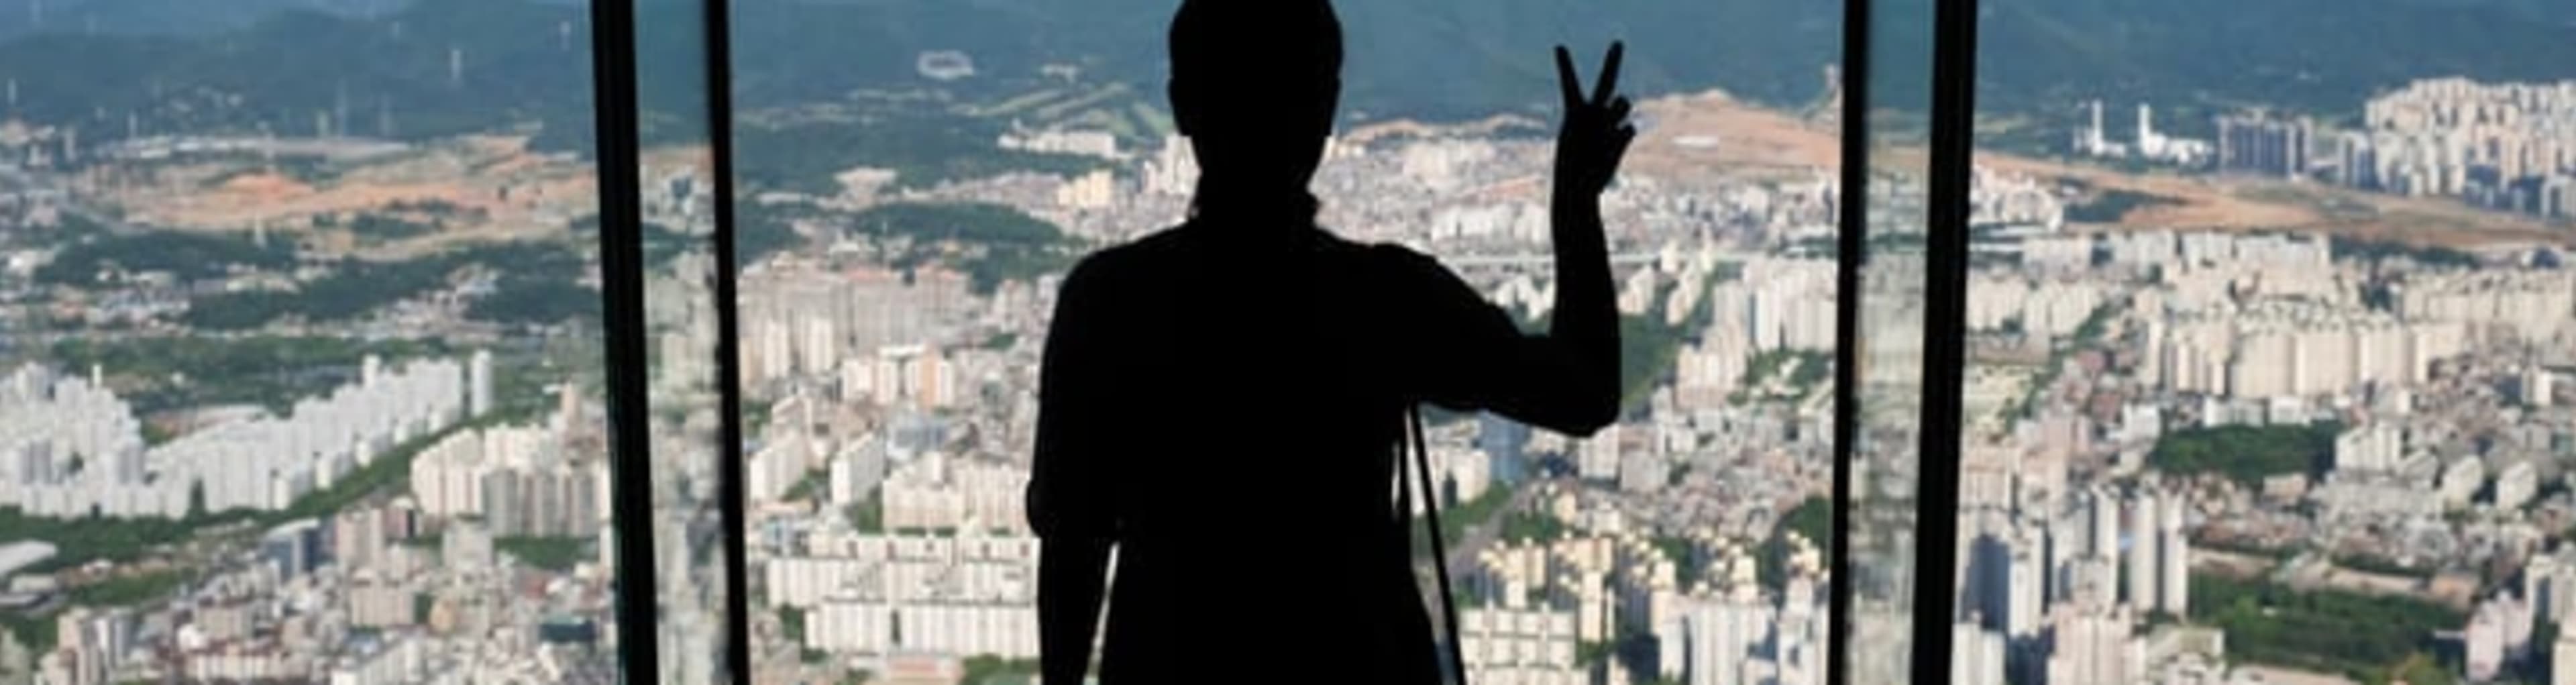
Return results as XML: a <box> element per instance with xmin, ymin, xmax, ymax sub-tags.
<box><xmin>2439</xmin><ymin>456</ymin><xmax>2487</xmax><ymax>509</ymax></box>
<box><xmin>2498</xmin><ymin>460</ymin><xmax>2541</xmax><ymax>511</ymax></box>
<box><xmin>2157</xmin><ymin>494</ymin><xmax>2190</xmax><ymax>617</ymax></box>
<box><xmin>2085</xmin><ymin>486</ymin><xmax>2120</xmax><ymax>560</ymax></box>
<box><xmin>2529</xmin><ymin>549</ymin><xmax>2576</xmax><ymax>627</ymax></box>
<box><xmin>2088</xmin><ymin>100</ymin><xmax>2107</xmax><ymax>153</ymax></box>
<box><xmin>468</xmin><ymin>349</ymin><xmax>493</xmax><ymax>417</ymax></box>
<box><xmin>1459</xmin><ymin>605</ymin><xmax>1584</xmax><ymax>685</ymax></box>
<box><xmin>2138</xmin><ymin>103</ymin><xmax>2157</xmax><ymax>152</ymax></box>
<box><xmin>2067</xmin><ymin>556</ymin><xmax>2121</xmax><ymax>611</ymax></box>
<box><xmin>1952</xmin><ymin>622</ymin><xmax>2006</xmax><ymax>685</ymax></box>
<box><xmin>2043</xmin><ymin>605</ymin><xmax>2143</xmax><ymax>685</ymax></box>
<box><xmin>2553</xmin><ymin>627</ymin><xmax>2576</xmax><ymax>685</ymax></box>
<box><xmin>1683</xmin><ymin>592</ymin><xmax>1774</xmax><ymax>685</ymax></box>
<box><xmin>2125</xmin><ymin>488</ymin><xmax>2159</xmax><ymax>612</ymax></box>
<box><xmin>2469</xmin><ymin>598</ymin><xmax>2509</xmax><ymax>681</ymax></box>
<box><xmin>2334</xmin><ymin>423</ymin><xmax>2404</xmax><ymax>476</ymax></box>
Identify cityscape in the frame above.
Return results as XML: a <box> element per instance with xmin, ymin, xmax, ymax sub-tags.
<box><xmin>0</xmin><ymin>1</ymin><xmax>2571</xmax><ymax>685</ymax></box>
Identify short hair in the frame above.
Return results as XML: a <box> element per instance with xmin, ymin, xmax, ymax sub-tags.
<box><xmin>1168</xmin><ymin>0</ymin><xmax>1342</xmax><ymax>96</ymax></box>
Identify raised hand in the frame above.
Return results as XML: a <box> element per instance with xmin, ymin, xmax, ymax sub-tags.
<box><xmin>1554</xmin><ymin>42</ymin><xmax>1636</xmax><ymax>197</ymax></box>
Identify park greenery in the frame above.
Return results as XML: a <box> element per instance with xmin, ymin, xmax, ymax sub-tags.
<box><xmin>2190</xmin><ymin>573</ymin><xmax>2465</xmax><ymax>684</ymax></box>
<box><xmin>68</xmin><ymin>570</ymin><xmax>192</xmax><ymax>608</ymax></box>
<box><xmin>1736</xmin><ymin>350</ymin><xmax>1832</xmax><ymax>402</ymax></box>
<box><xmin>182</xmin><ymin>241</ymin><xmax>594</xmax><ymax>330</ymax></box>
<box><xmin>1651</xmin><ymin>535</ymin><xmax>1704</xmax><ymax>589</ymax></box>
<box><xmin>1617</xmin><ymin>276</ymin><xmax>1721</xmax><ymax>412</ymax></box>
<box><xmin>960</xmin><ymin>655</ymin><xmax>1041</xmax><ymax>685</ymax></box>
<box><xmin>35</xmin><ymin>228</ymin><xmax>294</xmax><ymax>286</ymax></box>
<box><xmin>2063</xmin><ymin>189</ymin><xmax>2182</xmax><ymax>224</ymax></box>
<box><xmin>847</xmin><ymin>488</ymin><xmax>885</xmax><ymax>533</ymax></box>
<box><xmin>782</xmin><ymin>472</ymin><xmax>829</xmax><ymax>503</ymax></box>
<box><xmin>2148</xmin><ymin>423</ymin><xmax>2341</xmax><ymax>486</ymax></box>
<box><xmin>2332</xmin><ymin>237</ymin><xmax>2483</xmax><ymax>269</ymax></box>
<box><xmin>1499</xmin><ymin>509</ymin><xmax>1568</xmax><ymax>545</ymax></box>
<box><xmin>1756</xmin><ymin>495</ymin><xmax>1833</xmax><ymax>590</ymax></box>
<box><xmin>1440</xmin><ymin>485</ymin><xmax>1513</xmax><ymax>543</ymax></box>
<box><xmin>340</xmin><ymin>213</ymin><xmax>443</xmax><ymax>244</ymax></box>
<box><xmin>851</xmin><ymin>202</ymin><xmax>1082</xmax><ymax>295</ymax></box>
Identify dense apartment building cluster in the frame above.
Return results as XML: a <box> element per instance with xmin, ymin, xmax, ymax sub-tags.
<box><xmin>0</xmin><ymin>352</ymin><xmax>485</xmax><ymax>519</ymax></box>
<box><xmin>1460</xmin><ymin>488</ymin><xmax>1833</xmax><ymax>685</ymax></box>
<box><xmin>23</xmin><ymin>375</ymin><xmax>618</xmax><ymax>684</ymax></box>
<box><xmin>2148</xmin><ymin>300</ymin><xmax>2466</xmax><ymax>399</ymax></box>
<box><xmin>700</xmin><ymin>107</ymin><xmax>1869</xmax><ymax>682</ymax></box>
<box><xmin>408</xmin><ymin>422</ymin><xmax>608</xmax><ymax>537</ymax></box>
<box><xmin>1944</xmin><ymin>210</ymin><xmax>2576</xmax><ymax>684</ymax></box>
<box><xmin>1670</xmin><ymin>258</ymin><xmax>1836</xmax><ymax>407</ymax></box>
<box><xmin>2347</xmin><ymin>78</ymin><xmax>2576</xmax><ymax>215</ymax></box>
<box><xmin>2197</xmin><ymin>78</ymin><xmax>2576</xmax><ymax>217</ymax></box>
<box><xmin>765</xmin><ymin>531</ymin><xmax>1041</xmax><ymax>659</ymax></box>
<box><xmin>739</xmin><ymin>261</ymin><xmax>971</xmax><ymax>388</ymax></box>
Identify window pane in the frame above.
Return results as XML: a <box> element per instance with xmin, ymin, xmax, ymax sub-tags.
<box><xmin>1953</xmin><ymin>1</ymin><xmax>2576</xmax><ymax>684</ymax></box>
<box><xmin>1845</xmin><ymin>0</ymin><xmax>1939</xmax><ymax>680</ymax></box>
<box><xmin>0</xmin><ymin>1</ymin><xmax>621</xmax><ymax>681</ymax></box>
<box><xmin>725</xmin><ymin>2</ymin><xmax>1846</xmax><ymax>683</ymax></box>
<box><xmin>632</xmin><ymin>1</ymin><xmax>735</xmax><ymax>682</ymax></box>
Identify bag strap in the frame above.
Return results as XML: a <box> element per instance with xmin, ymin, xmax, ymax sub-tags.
<box><xmin>1403</xmin><ymin>404</ymin><xmax>1469</xmax><ymax>685</ymax></box>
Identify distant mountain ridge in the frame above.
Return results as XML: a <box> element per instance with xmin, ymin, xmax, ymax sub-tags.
<box><xmin>0</xmin><ymin>0</ymin><xmax>397</xmax><ymax>38</ymax></box>
<box><xmin>1976</xmin><ymin>0</ymin><xmax>2576</xmax><ymax>136</ymax></box>
<box><xmin>0</xmin><ymin>0</ymin><xmax>2568</xmax><ymax>156</ymax></box>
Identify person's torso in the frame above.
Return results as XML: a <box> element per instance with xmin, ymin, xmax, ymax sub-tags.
<box><xmin>1076</xmin><ymin>221</ymin><xmax>1438</xmax><ymax>680</ymax></box>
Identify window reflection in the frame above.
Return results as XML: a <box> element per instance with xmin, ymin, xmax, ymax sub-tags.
<box><xmin>1952</xmin><ymin>1</ymin><xmax>2576</xmax><ymax>684</ymax></box>
<box><xmin>726</xmin><ymin>3</ymin><xmax>1846</xmax><ymax>684</ymax></box>
<box><xmin>0</xmin><ymin>1</ymin><xmax>618</xmax><ymax>682</ymax></box>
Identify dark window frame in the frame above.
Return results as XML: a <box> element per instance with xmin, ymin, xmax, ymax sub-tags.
<box><xmin>584</xmin><ymin>0</ymin><xmax>1989</xmax><ymax>680</ymax></box>
<box><xmin>585</xmin><ymin>0</ymin><xmax>662</xmax><ymax>680</ymax></box>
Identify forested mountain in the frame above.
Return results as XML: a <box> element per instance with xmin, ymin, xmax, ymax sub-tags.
<box><xmin>0</xmin><ymin>0</ymin><xmax>2568</xmax><ymax>156</ymax></box>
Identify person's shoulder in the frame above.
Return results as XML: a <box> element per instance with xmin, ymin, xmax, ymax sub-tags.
<box><xmin>1058</xmin><ymin>225</ymin><xmax>1191</xmax><ymax>297</ymax></box>
<box><xmin>1342</xmin><ymin>239</ymin><xmax>1456</xmax><ymax>284</ymax></box>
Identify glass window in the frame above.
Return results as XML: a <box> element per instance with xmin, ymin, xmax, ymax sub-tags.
<box><xmin>1950</xmin><ymin>1</ymin><xmax>2576</xmax><ymax>684</ymax></box>
<box><xmin>630</xmin><ymin>0</ymin><xmax>737</xmax><ymax>682</ymax></box>
<box><xmin>1844</xmin><ymin>0</ymin><xmax>1940</xmax><ymax>680</ymax></box>
<box><xmin>724</xmin><ymin>2</ymin><xmax>1846</xmax><ymax>684</ymax></box>
<box><xmin>0</xmin><ymin>1</ymin><xmax>619</xmax><ymax>681</ymax></box>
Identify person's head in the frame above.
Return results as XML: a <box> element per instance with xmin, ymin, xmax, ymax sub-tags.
<box><xmin>1167</xmin><ymin>0</ymin><xmax>1342</xmax><ymax>199</ymax></box>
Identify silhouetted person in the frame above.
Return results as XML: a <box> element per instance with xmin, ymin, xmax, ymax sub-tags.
<box><xmin>1029</xmin><ymin>1</ymin><xmax>1633</xmax><ymax>682</ymax></box>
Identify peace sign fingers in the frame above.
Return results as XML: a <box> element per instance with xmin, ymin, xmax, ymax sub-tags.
<box><xmin>1590</xmin><ymin>42</ymin><xmax>1624</xmax><ymax>107</ymax></box>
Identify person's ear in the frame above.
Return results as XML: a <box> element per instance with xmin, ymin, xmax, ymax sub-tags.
<box><xmin>1169</xmin><ymin>78</ymin><xmax>1203</xmax><ymax>138</ymax></box>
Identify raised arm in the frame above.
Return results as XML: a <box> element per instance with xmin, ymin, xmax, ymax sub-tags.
<box><xmin>1540</xmin><ymin>42</ymin><xmax>1635</xmax><ymax>433</ymax></box>
<box><xmin>1406</xmin><ymin>43</ymin><xmax>1633</xmax><ymax>437</ymax></box>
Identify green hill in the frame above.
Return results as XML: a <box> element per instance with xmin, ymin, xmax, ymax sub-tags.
<box><xmin>0</xmin><ymin>0</ymin><xmax>2569</xmax><ymax>163</ymax></box>
<box><xmin>1977</xmin><ymin>0</ymin><xmax>2576</xmax><ymax>140</ymax></box>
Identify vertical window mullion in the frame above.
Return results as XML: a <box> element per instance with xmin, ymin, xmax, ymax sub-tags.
<box><xmin>586</xmin><ymin>0</ymin><xmax>661</xmax><ymax>680</ymax></box>
<box><xmin>1913</xmin><ymin>0</ymin><xmax>1984</xmax><ymax>677</ymax></box>
<box><xmin>1827</xmin><ymin>0</ymin><xmax>1874</xmax><ymax>680</ymax></box>
<box><xmin>699</xmin><ymin>0</ymin><xmax>756</xmax><ymax>680</ymax></box>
